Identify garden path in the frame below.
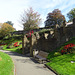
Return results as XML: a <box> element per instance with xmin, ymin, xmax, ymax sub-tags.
<box><xmin>0</xmin><ymin>50</ymin><xmax>55</xmax><ymax>75</ymax></box>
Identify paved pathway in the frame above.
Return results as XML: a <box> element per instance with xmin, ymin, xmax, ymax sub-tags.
<box><xmin>0</xmin><ymin>50</ymin><xmax>56</xmax><ymax>75</ymax></box>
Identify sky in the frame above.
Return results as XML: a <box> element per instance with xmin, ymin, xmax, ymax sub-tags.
<box><xmin>0</xmin><ymin>0</ymin><xmax>75</xmax><ymax>30</ymax></box>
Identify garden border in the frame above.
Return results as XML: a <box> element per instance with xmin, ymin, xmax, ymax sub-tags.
<box><xmin>44</xmin><ymin>64</ymin><xmax>59</xmax><ymax>75</ymax></box>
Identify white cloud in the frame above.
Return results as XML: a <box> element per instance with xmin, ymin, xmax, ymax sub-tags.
<box><xmin>0</xmin><ymin>0</ymin><xmax>75</xmax><ymax>30</ymax></box>
<box><xmin>58</xmin><ymin>0</ymin><xmax>75</xmax><ymax>11</ymax></box>
<box><xmin>13</xmin><ymin>22</ymin><xmax>23</xmax><ymax>30</ymax></box>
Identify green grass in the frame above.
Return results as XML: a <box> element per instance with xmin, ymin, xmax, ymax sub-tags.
<box><xmin>0</xmin><ymin>51</ymin><xmax>14</xmax><ymax>75</ymax></box>
<box><xmin>47</xmin><ymin>53</ymin><xmax>75</xmax><ymax>75</ymax></box>
<box><xmin>47</xmin><ymin>37</ymin><xmax>75</xmax><ymax>75</ymax></box>
<box><xmin>35</xmin><ymin>29</ymin><xmax>53</xmax><ymax>34</ymax></box>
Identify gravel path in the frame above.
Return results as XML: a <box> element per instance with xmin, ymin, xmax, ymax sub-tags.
<box><xmin>0</xmin><ymin>50</ymin><xmax>56</xmax><ymax>75</ymax></box>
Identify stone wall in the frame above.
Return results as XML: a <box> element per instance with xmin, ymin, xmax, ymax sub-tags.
<box><xmin>22</xmin><ymin>35</ymin><xmax>30</xmax><ymax>54</ymax></box>
<box><xmin>23</xmin><ymin>18</ymin><xmax>75</xmax><ymax>55</ymax></box>
<box><xmin>31</xmin><ymin>33</ymin><xmax>57</xmax><ymax>52</ymax></box>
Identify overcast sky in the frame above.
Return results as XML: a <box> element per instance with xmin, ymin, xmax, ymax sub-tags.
<box><xmin>0</xmin><ymin>0</ymin><xmax>75</xmax><ymax>30</ymax></box>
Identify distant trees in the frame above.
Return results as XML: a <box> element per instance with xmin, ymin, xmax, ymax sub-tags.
<box><xmin>21</xmin><ymin>7</ymin><xmax>41</xmax><ymax>30</ymax></box>
<box><xmin>67</xmin><ymin>8</ymin><xmax>75</xmax><ymax>22</ymax></box>
<box><xmin>0</xmin><ymin>23</ymin><xmax>15</xmax><ymax>38</ymax></box>
<box><xmin>45</xmin><ymin>9</ymin><xmax>65</xmax><ymax>27</ymax></box>
<box><xmin>5</xmin><ymin>21</ymin><xmax>14</xmax><ymax>26</ymax></box>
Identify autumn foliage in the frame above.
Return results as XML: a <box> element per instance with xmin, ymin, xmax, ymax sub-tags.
<box><xmin>0</xmin><ymin>23</ymin><xmax>15</xmax><ymax>38</ymax></box>
<box><xmin>21</xmin><ymin>7</ymin><xmax>41</xmax><ymax>30</ymax></box>
<box><xmin>45</xmin><ymin>9</ymin><xmax>65</xmax><ymax>27</ymax></box>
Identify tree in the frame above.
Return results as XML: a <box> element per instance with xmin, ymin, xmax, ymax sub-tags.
<box><xmin>67</xmin><ymin>8</ymin><xmax>75</xmax><ymax>22</ymax></box>
<box><xmin>5</xmin><ymin>21</ymin><xmax>14</xmax><ymax>26</ymax></box>
<box><xmin>0</xmin><ymin>23</ymin><xmax>15</xmax><ymax>38</ymax></box>
<box><xmin>21</xmin><ymin>7</ymin><xmax>41</xmax><ymax>30</ymax></box>
<box><xmin>45</xmin><ymin>9</ymin><xmax>65</xmax><ymax>27</ymax></box>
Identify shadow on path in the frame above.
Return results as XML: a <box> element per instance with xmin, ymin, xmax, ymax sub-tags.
<box><xmin>0</xmin><ymin>50</ymin><xmax>39</xmax><ymax>64</ymax></box>
<box><xmin>0</xmin><ymin>50</ymin><xmax>56</xmax><ymax>75</ymax></box>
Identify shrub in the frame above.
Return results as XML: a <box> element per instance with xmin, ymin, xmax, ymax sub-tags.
<box><xmin>71</xmin><ymin>46</ymin><xmax>75</xmax><ymax>53</ymax></box>
<box><xmin>54</xmin><ymin>52</ymin><xmax>61</xmax><ymax>56</ymax></box>
<box><xmin>7</xmin><ymin>46</ymin><xmax>10</xmax><ymax>49</ymax></box>
<box><xmin>7</xmin><ymin>45</ymin><xmax>10</xmax><ymax>49</ymax></box>
<box><xmin>0</xmin><ymin>44</ymin><xmax>6</xmax><ymax>46</ymax></box>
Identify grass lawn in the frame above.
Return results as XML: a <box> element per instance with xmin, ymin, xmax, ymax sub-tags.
<box><xmin>47</xmin><ymin>37</ymin><xmax>75</xmax><ymax>75</ymax></box>
<box><xmin>47</xmin><ymin>53</ymin><xmax>75</xmax><ymax>75</ymax></box>
<box><xmin>0</xmin><ymin>51</ymin><xmax>14</xmax><ymax>75</ymax></box>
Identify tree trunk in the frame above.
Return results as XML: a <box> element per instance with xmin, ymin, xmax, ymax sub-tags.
<box><xmin>30</xmin><ymin>36</ymin><xmax>33</xmax><ymax>56</ymax></box>
<box><xmin>22</xmin><ymin>35</ymin><xmax>25</xmax><ymax>54</ymax></box>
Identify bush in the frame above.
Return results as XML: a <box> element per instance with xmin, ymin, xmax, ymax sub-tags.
<box><xmin>71</xmin><ymin>46</ymin><xmax>75</xmax><ymax>53</ymax></box>
<box><xmin>54</xmin><ymin>52</ymin><xmax>61</xmax><ymax>56</ymax></box>
<box><xmin>7</xmin><ymin>46</ymin><xmax>10</xmax><ymax>49</ymax></box>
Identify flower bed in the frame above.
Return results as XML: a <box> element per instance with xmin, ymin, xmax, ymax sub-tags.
<box><xmin>61</xmin><ymin>43</ymin><xmax>75</xmax><ymax>54</ymax></box>
<box><xmin>13</xmin><ymin>42</ymin><xmax>19</xmax><ymax>47</ymax></box>
<box><xmin>0</xmin><ymin>44</ymin><xmax>7</xmax><ymax>46</ymax></box>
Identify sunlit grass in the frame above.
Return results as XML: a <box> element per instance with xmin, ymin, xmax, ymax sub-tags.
<box><xmin>47</xmin><ymin>53</ymin><xmax>75</xmax><ymax>75</ymax></box>
<box><xmin>0</xmin><ymin>51</ymin><xmax>14</xmax><ymax>75</ymax></box>
<box><xmin>47</xmin><ymin>37</ymin><xmax>75</xmax><ymax>75</ymax></box>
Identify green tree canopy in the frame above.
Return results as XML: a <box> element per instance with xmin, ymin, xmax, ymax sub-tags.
<box><xmin>5</xmin><ymin>21</ymin><xmax>14</xmax><ymax>26</ymax></box>
<box><xmin>67</xmin><ymin>8</ymin><xmax>75</xmax><ymax>22</ymax></box>
<box><xmin>45</xmin><ymin>9</ymin><xmax>65</xmax><ymax>27</ymax></box>
<box><xmin>21</xmin><ymin>7</ymin><xmax>42</xmax><ymax>30</ymax></box>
